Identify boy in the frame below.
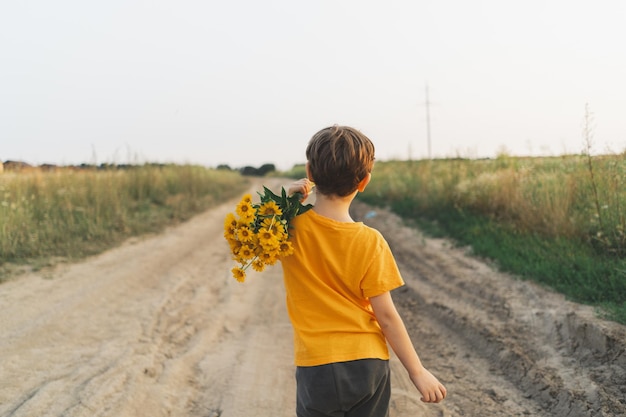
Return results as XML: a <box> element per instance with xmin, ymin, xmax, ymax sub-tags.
<box><xmin>281</xmin><ymin>125</ymin><xmax>446</xmax><ymax>417</ymax></box>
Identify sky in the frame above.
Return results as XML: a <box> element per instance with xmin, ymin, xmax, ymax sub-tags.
<box><xmin>1</xmin><ymin>0</ymin><xmax>625</xmax><ymax>170</ymax></box>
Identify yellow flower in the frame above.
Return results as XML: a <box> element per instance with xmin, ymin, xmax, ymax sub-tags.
<box><xmin>260</xmin><ymin>218</ymin><xmax>287</xmax><ymax>242</ymax></box>
<box><xmin>251</xmin><ymin>258</ymin><xmax>266</xmax><ymax>272</ymax></box>
<box><xmin>236</xmin><ymin>197</ymin><xmax>256</xmax><ymax>222</ymax></box>
<box><xmin>223</xmin><ymin>213</ymin><xmax>239</xmax><ymax>241</ymax></box>
<box><xmin>259</xmin><ymin>248</ymin><xmax>279</xmax><ymax>265</ymax></box>
<box><xmin>232</xmin><ymin>267</ymin><xmax>246</xmax><ymax>283</ymax></box>
<box><xmin>237</xmin><ymin>244</ymin><xmax>256</xmax><ymax>261</ymax></box>
<box><xmin>237</xmin><ymin>226</ymin><xmax>255</xmax><ymax>243</ymax></box>
<box><xmin>224</xmin><ymin>212</ymin><xmax>238</xmax><ymax>231</ymax></box>
<box><xmin>241</xmin><ymin>193</ymin><xmax>252</xmax><ymax>204</ymax></box>
<box><xmin>278</xmin><ymin>240</ymin><xmax>294</xmax><ymax>257</ymax></box>
<box><xmin>272</xmin><ymin>222</ymin><xmax>287</xmax><ymax>238</ymax></box>
<box><xmin>261</xmin><ymin>216</ymin><xmax>277</xmax><ymax>229</ymax></box>
<box><xmin>237</xmin><ymin>218</ymin><xmax>251</xmax><ymax>227</ymax></box>
<box><xmin>225</xmin><ymin>235</ymin><xmax>238</xmax><ymax>250</ymax></box>
<box><xmin>223</xmin><ymin>230</ymin><xmax>234</xmax><ymax>242</ymax></box>
<box><xmin>258</xmin><ymin>227</ymin><xmax>280</xmax><ymax>249</ymax></box>
<box><xmin>229</xmin><ymin>239</ymin><xmax>243</xmax><ymax>254</ymax></box>
<box><xmin>258</xmin><ymin>200</ymin><xmax>283</xmax><ymax>217</ymax></box>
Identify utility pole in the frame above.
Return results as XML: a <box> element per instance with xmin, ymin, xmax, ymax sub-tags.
<box><xmin>425</xmin><ymin>83</ymin><xmax>432</xmax><ymax>159</ymax></box>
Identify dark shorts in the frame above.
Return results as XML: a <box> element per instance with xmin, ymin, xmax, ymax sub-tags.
<box><xmin>295</xmin><ymin>359</ymin><xmax>391</xmax><ymax>417</ymax></box>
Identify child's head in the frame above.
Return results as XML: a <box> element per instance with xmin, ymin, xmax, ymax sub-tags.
<box><xmin>305</xmin><ymin>125</ymin><xmax>375</xmax><ymax>197</ymax></box>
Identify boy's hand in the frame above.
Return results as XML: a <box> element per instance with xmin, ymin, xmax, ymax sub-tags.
<box><xmin>410</xmin><ymin>368</ymin><xmax>447</xmax><ymax>403</ymax></box>
<box><xmin>288</xmin><ymin>178</ymin><xmax>313</xmax><ymax>201</ymax></box>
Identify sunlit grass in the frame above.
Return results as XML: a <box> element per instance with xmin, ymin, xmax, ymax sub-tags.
<box><xmin>0</xmin><ymin>165</ymin><xmax>248</xmax><ymax>279</ymax></box>
<box><xmin>359</xmin><ymin>155</ymin><xmax>626</xmax><ymax>324</ymax></box>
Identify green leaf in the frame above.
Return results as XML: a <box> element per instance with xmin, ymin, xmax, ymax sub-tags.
<box><xmin>257</xmin><ymin>186</ymin><xmax>313</xmax><ymax>226</ymax></box>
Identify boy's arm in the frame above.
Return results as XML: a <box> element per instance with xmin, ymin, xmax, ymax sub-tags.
<box><xmin>370</xmin><ymin>291</ymin><xmax>447</xmax><ymax>403</ymax></box>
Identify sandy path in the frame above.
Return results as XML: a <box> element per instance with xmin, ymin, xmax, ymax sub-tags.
<box><xmin>351</xmin><ymin>200</ymin><xmax>626</xmax><ymax>417</ymax></box>
<box><xmin>1</xmin><ymin>180</ymin><xmax>625</xmax><ymax>416</ymax></box>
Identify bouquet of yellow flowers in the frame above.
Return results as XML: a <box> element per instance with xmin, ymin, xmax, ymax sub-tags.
<box><xmin>223</xmin><ymin>186</ymin><xmax>312</xmax><ymax>282</ymax></box>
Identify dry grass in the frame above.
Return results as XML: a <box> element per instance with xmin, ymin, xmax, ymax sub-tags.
<box><xmin>360</xmin><ymin>154</ymin><xmax>626</xmax><ymax>323</ymax></box>
<box><xmin>367</xmin><ymin>154</ymin><xmax>626</xmax><ymax>255</ymax></box>
<box><xmin>0</xmin><ymin>165</ymin><xmax>247</xmax><ymax>268</ymax></box>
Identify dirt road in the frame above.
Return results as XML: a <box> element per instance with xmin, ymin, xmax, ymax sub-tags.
<box><xmin>1</xmin><ymin>180</ymin><xmax>625</xmax><ymax>416</ymax></box>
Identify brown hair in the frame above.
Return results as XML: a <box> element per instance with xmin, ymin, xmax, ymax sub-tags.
<box><xmin>305</xmin><ymin>125</ymin><xmax>375</xmax><ymax>197</ymax></box>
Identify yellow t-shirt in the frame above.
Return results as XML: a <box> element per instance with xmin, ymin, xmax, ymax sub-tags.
<box><xmin>280</xmin><ymin>209</ymin><xmax>405</xmax><ymax>367</ymax></box>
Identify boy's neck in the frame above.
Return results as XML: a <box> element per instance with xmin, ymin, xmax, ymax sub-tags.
<box><xmin>312</xmin><ymin>191</ymin><xmax>357</xmax><ymax>223</ymax></box>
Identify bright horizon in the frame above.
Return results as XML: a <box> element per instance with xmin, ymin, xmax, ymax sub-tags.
<box><xmin>2</xmin><ymin>1</ymin><xmax>625</xmax><ymax>171</ymax></box>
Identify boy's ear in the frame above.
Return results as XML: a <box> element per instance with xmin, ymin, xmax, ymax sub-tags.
<box><xmin>357</xmin><ymin>173</ymin><xmax>371</xmax><ymax>192</ymax></box>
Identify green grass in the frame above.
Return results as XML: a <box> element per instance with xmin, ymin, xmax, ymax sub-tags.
<box><xmin>0</xmin><ymin>165</ymin><xmax>249</xmax><ymax>281</ymax></box>
<box><xmin>357</xmin><ymin>157</ymin><xmax>626</xmax><ymax>325</ymax></box>
<box><xmin>278</xmin><ymin>164</ymin><xmax>307</xmax><ymax>180</ymax></box>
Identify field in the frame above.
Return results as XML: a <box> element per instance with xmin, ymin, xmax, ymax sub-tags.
<box><xmin>0</xmin><ymin>164</ymin><xmax>248</xmax><ymax>279</ymax></box>
<box><xmin>1</xmin><ymin>164</ymin><xmax>625</xmax><ymax>416</ymax></box>
<box><xmin>356</xmin><ymin>155</ymin><xmax>626</xmax><ymax>325</ymax></box>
